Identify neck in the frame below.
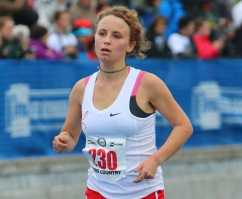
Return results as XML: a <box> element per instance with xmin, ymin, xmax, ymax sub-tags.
<box><xmin>99</xmin><ymin>65</ymin><xmax>128</xmax><ymax>74</ymax></box>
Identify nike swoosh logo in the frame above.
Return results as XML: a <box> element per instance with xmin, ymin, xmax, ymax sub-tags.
<box><xmin>109</xmin><ymin>113</ymin><xmax>121</xmax><ymax>117</ymax></box>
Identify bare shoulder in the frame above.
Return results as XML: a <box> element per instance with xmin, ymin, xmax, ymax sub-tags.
<box><xmin>142</xmin><ymin>72</ymin><xmax>163</xmax><ymax>84</ymax></box>
<box><xmin>72</xmin><ymin>77</ymin><xmax>86</xmax><ymax>92</ymax></box>
<box><xmin>69</xmin><ymin>76</ymin><xmax>89</xmax><ymax>104</ymax></box>
<box><xmin>141</xmin><ymin>71</ymin><xmax>176</xmax><ymax>114</ymax></box>
<box><xmin>142</xmin><ymin>72</ymin><xmax>169</xmax><ymax>95</ymax></box>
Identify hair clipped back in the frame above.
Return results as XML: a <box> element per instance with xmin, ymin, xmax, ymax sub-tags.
<box><xmin>96</xmin><ymin>6</ymin><xmax>150</xmax><ymax>58</ymax></box>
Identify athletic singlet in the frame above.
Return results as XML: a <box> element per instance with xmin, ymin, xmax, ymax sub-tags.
<box><xmin>82</xmin><ymin>67</ymin><xmax>164</xmax><ymax>199</ymax></box>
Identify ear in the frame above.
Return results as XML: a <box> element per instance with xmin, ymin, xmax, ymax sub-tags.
<box><xmin>127</xmin><ymin>41</ymin><xmax>136</xmax><ymax>53</ymax></box>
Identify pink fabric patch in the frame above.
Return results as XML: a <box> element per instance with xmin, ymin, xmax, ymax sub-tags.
<box><xmin>84</xmin><ymin>76</ymin><xmax>90</xmax><ymax>87</ymax></box>
<box><xmin>131</xmin><ymin>71</ymin><xmax>145</xmax><ymax>96</ymax></box>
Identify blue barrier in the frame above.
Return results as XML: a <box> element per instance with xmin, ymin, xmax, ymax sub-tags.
<box><xmin>1</xmin><ymin>59</ymin><xmax>242</xmax><ymax>158</ymax></box>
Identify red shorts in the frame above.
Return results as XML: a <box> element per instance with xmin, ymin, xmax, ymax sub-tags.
<box><xmin>85</xmin><ymin>187</ymin><xmax>165</xmax><ymax>199</ymax></box>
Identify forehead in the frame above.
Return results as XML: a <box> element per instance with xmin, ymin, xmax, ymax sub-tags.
<box><xmin>97</xmin><ymin>15</ymin><xmax>130</xmax><ymax>34</ymax></box>
<box><xmin>59</xmin><ymin>12</ymin><xmax>70</xmax><ymax>20</ymax></box>
<box><xmin>4</xmin><ymin>19</ymin><xmax>14</xmax><ymax>26</ymax></box>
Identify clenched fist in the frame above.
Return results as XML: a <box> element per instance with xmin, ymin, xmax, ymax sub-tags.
<box><xmin>52</xmin><ymin>131</ymin><xmax>76</xmax><ymax>152</ymax></box>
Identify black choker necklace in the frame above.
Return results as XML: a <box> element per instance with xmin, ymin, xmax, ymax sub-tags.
<box><xmin>99</xmin><ymin>65</ymin><xmax>128</xmax><ymax>74</ymax></box>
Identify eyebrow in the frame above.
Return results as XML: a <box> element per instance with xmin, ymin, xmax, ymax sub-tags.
<box><xmin>112</xmin><ymin>31</ymin><xmax>122</xmax><ymax>34</ymax></box>
<box><xmin>98</xmin><ymin>28</ymin><xmax>122</xmax><ymax>34</ymax></box>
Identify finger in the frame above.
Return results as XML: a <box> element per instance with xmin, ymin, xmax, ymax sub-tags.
<box><xmin>53</xmin><ymin>141</ymin><xmax>62</xmax><ymax>152</ymax></box>
<box><xmin>134</xmin><ymin>173</ymin><xmax>144</xmax><ymax>183</ymax></box>
<box><xmin>135</xmin><ymin>164</ymin><xmax>143</xmax><ymax>172</ymax></box>
<box><xmin>54</xmin><ymin>139</ymin><xmax>68</xmax><ymax>147</ymax></box>
<box><xmin>134</xmin><ymin>170</ymin><xmax>145</xmax><ymax>183</ymax></box>
<box><xmin>54</xmin><ymin>144</ymin><xmax>66</xmax><ymax>152</ymax></box>
<box><xmin>58</xmin><ymin>135</ymin><xmax>69</xmax><ymax>144</ymax></box>
<box><xmin>52</xmin><ymin>140</ymin><xmax>57</xmax><ymax>150</ymax></box>
<box><xmin>53</xmin><ymin>140</ymin><xmax>68</xmax><ymax>152</ymax></box>
<box><xmin>53</xmin><ymin>136</ymin><xmax>62</xmax><ymax>145</ymax></box>
<box><xmin>53</xmin><ymin>134</ymin><xmax>68</xmax><ymax>143</ymax></box>
<box><xmin>144</xmin><ymin>173</ymin><xmax>154</xmax><ymax>179</ymax></box>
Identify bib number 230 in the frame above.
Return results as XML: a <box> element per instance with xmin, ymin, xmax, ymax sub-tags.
<box><xmin>88</xmin><ymin>148</ymin><xmax>118</xmax><ymax>170</ymax></box>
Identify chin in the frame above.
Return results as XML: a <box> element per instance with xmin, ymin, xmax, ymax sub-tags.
<box><xmin>98</xmin><ymin>54</ymin><xmax>111</xmax><ymax>61</ymax></box>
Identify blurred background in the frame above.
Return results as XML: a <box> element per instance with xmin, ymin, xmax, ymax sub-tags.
<box><xmin>1</xmin><ymin>0</ymin><xmax>242</xmax><ymax>199</ymax></box>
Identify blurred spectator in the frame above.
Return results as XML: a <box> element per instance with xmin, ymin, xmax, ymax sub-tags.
<box><xmin>183</xmin><ymin>0</ymin><xmax>232</xmax><ymax>24</ymax></box>
<box><xmin>199</xmin><ymin>1</ymin><xmax>218</xmax><ymax>23</ymax></box>
<box><xmin>167</xmin><ymin>16</ymin><xmax>195</xmax><ymax>58</ymax></box>
<box><xmin>108</xmin><ymin>0</ymin><xmax>131</xmax><ymax>7</ymax></box>
<box><xmin>29</xmin><ymin>25</ymin><xmax>64</xmax><ymax>60</ymax></box>
<box><xmin>0</xmin><ymin>16</ymin><xmax>26</xmax><ymax>58</ymax></box>
<box><xmin>215</xmin><ymin>0</ymin><xmax>233</xmax><ymax>19</ymax></box>
<box><xmin>73</xmin><ymin>19</ymin><xmax>93</xmax><ymax>50</ymax></box>
<box><xmin>136</xmin><ymin>0</ymin><xmax>161</xmax><ymax>28</ymax></box>
<box><xmin>33</xmin><ymin>0</ymin><xmax>73</xmax><ymax>29</ymax></box>
<box><xmin>69</xmin><ymin>0</ymin><xmax>97</xmax><ymax>24</ymax></box>
<box><xmin>197</xmin><ymin>0</ymin><xmax>228</xmax><ymax>26</ymax></box>
<box><xmin>78</xmin><ymin>36</ymin><xmax>96</xmax><ymax>60</ymax></box>
<box><xmin>232</xmin><ymin>0</ymin><xmax>242</xmax><ymax>28</ymax></box>
<box><xmin>12</xmin><ymin>24</ymin><xmax>34</xmax><ymax>59</ymax></box>
<box><xmin>159</xmin><ymin>0</ymin><xmax>186</xmax><ymax>40</ymax></box>
<box><xmin>230</xmin><ymin>23</ymin><xmax>242</xmax><ymax>57</ymax></box>
<box><xmin>96</xmin><ymin>0</ymin><xmax>111</xmax><ymax>14</ymax></box>
<box><xmin>0</xmin><ymin>0</ymin><xmax>38</xmax><ymax>28</ymax></box>
<box><xmin>0</xmin><ymin>0</ymin><xmax>24</xmax><ymax>16</ymax></box>
<box><xmin>215</xmin><ymin>17</ymin><xmax>236</xmax><ymax>57</ymax></box>
<box><xmin>13</xmin><ymin>0</ymin><xmax>38</xmax><ymax>28</ymax></box>
<box><xmin>182</xmin><ymin>0</ymin><xmax>201</xmax><ymax>18</ymax></box>
<box><xmin>72</xmin><ymin>18</ymin><xmax>96</xmax><ymax>60</ymax></box>
<box><xmin>193</xmin><ymin>19</ymin><xmax>225</xmax><ymax>59</ymax></box>
<box><xmin>131</xmin><ymin>0</ymin><xmax>144</xmax><ymax>8</ymax></box>
<box><xmin>13</xmin><ymin>24</ymin><xmax>30</xmax><ymax>51</ymax></box>
<box><xmin>146</xmin><ymin>16</ymin><xmax>170</xmax><ymax>58</ymax></box>
<box><xmin>47</xmin><ymin>10</ymin><xmax>78</xmax><ymax>59</ymax></box>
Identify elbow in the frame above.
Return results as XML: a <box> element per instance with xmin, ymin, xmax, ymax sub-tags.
<box><xmin>186</xmin><ymin>121</ymin><xmax>193</xmax><ymax>137</ymax></box>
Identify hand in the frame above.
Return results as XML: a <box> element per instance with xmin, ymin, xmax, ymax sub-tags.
<box><xmin>52</xmin><ymin>131</ymin><xmax>75</xmax><ymax>152</ymax></box>
<box><xmin>134</xmin><ymin>155</ymin><xmax>160</xmax><ymax>183</ymax></box>
<box><xmin>64</xmin><ymin>46</ymin><xmax>77</xmax><ymax>55</ymax></box>
<box><xmin>213</xmin><ymin>39</ymin><xmax>224</xmax><ymax>50</ymax></box>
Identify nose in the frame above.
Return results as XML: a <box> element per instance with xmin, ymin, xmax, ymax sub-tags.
<box><xmin>103</xmin><ymin>35</ymin><xmax>111</xmax><ymax>45</ymax></box>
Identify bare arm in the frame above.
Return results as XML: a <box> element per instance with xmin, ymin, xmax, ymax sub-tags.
<box><xmin>134</xmin><ymin>72</ymin><xmax>193</xmax><ymax>182</ymax></box>
<box><xmin>146</xmin><ymin>73</ymin><xmax>193</xmax><ymax>164</ymax></box>
<box><xmin>53</xmin><ymin>78</ymin><xmax>85</xmax><ymax>152</ymax></box>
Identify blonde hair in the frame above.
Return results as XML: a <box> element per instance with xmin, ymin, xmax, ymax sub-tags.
<box><xmin>96</xmin><ymin>6</ymin><xmax>150</xmax><ymax>58</ymax></box>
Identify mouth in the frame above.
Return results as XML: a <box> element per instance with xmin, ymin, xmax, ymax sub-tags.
<box><xmin>100</xmin><ymin>48</ymin><xmax>111</xmax><ymax>53</ymax></box>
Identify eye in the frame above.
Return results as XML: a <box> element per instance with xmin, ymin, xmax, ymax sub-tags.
<box><xmin>97</xmin><ymin>30</ymin><xmax>106</xmax><ymax>36</ymax></box>
<box><xmin>113</xmin><ymin>32</ymin><xmax>122</xmax><ymax>39</ymax></box>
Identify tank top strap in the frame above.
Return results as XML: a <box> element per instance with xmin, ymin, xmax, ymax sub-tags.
<box><xmin>83</xmin><ymin>76</ymin><xmax>90</xmax><ymax>87</ymax></box>
<box><xmin>82</xmin><ymin>71</ymin><xmax>98</xmax><ymax>108</ymax></box>
<box><xmin>131</xmin><ymin>71</ymin><xmax>145</xmax><ymax>96</ymax></box>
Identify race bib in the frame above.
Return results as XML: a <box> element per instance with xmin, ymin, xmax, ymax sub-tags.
<box><xmin>83</xmin><ymin>136</ymin><xmax>126</xmax><ymax>181</ymax></box>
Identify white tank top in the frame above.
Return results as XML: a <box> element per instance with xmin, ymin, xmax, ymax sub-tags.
<box><xmin>82</xmin><ymin>67</ymin><xmax>164</xmax><ymax>199</ymax></box>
